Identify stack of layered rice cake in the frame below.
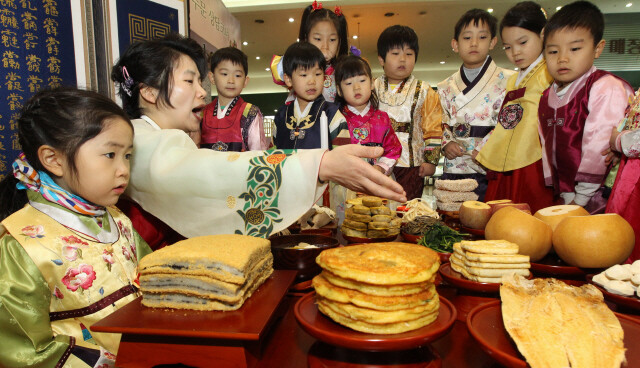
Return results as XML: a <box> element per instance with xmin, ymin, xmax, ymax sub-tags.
<box><xmin>139</xmin><ymin>234</ymin><xmax>273</xmax><ymax>311</ymax></box>
<box><xmin>450</xmin><ymin>240</ymin><xmax>530</xmax><ymax>283</ymax></box>
<box><xmin>312</xmin><ymin>242</ymin><xmax>440</xmax><ymax>334</ymax></box>
<box><xmin>434</xmin><ymin>179</ymin><xmax>479</xmax><ymax>212</ymax></box>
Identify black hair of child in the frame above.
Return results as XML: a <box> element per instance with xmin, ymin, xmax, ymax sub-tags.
<box><xmin>500</xmin><ymin>1</ymin><xmax>547</xmax><ymax>36</ymax></box>
<box><xmin>282</xmin><ymin>41</ymin><xmax>327</xmax><ymax>77</ymax></box>
<box><xmin>299</xmin><ymin>5</ymin><xmax>349</xmax><ymax>64</ymax></box>
<box><xmin>377</xmin><ymin>25</ymin><xmax>419</xmax><ymax>61</ymax></box>
<box><xmin>210</xmin><ymin>47</ymin><xmax>248</xmax><ymax>75</ymax></box>
<box><xmin>0</xmin><ymin>87</ymin><xmax>132</xmax><ymax>221</ymax></box>
<box><xmin>454</xmin><ymin>8</ymin><xmax>498</xmax><ymax>40</ymax></box>
<box><xmin>111</xmin><ymin>32</ymin><xmax>207</xmax><ymax>119</ymax></box>
<box><xmin>334</xmin><ymin>55</ymin><xmax>379</xmax><ymax>110</ymax></box>
<box><xmin>543</xmin><ymin>1</ymin><xmax>604</xmax><ymax>46</ymax></box>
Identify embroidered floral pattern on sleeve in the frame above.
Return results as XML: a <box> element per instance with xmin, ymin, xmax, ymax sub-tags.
<box><xmin>235</xmin><ymin>150</ymin><xmax>292</xmax><ymax>237</ymax></box>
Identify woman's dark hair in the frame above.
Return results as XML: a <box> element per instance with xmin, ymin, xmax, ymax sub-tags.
<box><xmin>0</xmin><ymin>87</ymin><xmax>132</xmax><ymax>221</ymax></box>
<box><xmin>335</xmin><ymin>55</ymin><xmax>378</xmax><ymax>110</ymax></box>
<box><xmin>543</xmin><ymin>0</ymin><xmax>604</xmax><ymax>46</ymax></box>
<box><xmin>282</xmin><ymin>42</ymin><xmax>327</xmax><ymax>77</ymax></box>
<box><xmin>377</xmin><ymin>25</ymin><xmax>419</xmax><ymax>61</ymax></box>
<box><xmin>299</xmin><ymin>5</ymin><xmax>349</xmax><ymax>64</ymax></box>
<box><xmin>500</xmin><ymin>2</ymin><xmax>547</xmax><ymax>36</ymax></box>
<box><xmin>111</xmin><ymin>32</ymin><xmax>207</xmax><ymax>119</ymax></box>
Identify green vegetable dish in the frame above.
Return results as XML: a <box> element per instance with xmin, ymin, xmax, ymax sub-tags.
<box><xmin>417</xmin><ymin>223</ymin><xmax>468</xmax><ymax>253</ymax></box>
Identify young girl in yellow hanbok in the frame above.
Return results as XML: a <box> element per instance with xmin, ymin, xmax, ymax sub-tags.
<box><xmin>0</xmin><ymin>88</ymin><xmax>152</xmax><ymax>367</ymax></box>
<box><xmin>476</xmin><ymin>1</ymin><xmax>554</xmax><ymax>212</ymax></box>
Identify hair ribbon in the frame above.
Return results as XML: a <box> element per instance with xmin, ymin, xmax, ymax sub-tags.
<box><xmin>121</xmin><ymin>66</ymin><xmax>135</xmax><ymax>97</ymax></box>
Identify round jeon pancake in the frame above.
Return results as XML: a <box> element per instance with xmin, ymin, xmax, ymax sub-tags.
<box><xmin>313</xmin><ymin>273</ymin><xmax>437</xmax><ymax>311</ymax></box>
<box><xmin>316</xmin><ymin>295</ymin><xmax>439</xmax><ymax>324</ymax></box>
<box><xmin>316</xmin><ymin>243</ymin><xmax>440</xmax><ymax>285</ymax></box>
<box><xmin>317</xmin><ymin>299</ymin><xmax>439</xmax><ymax>334</ymax></box>
<box><xmin>321</xmin><ymin>270</ymin><xmax>434</xmax><ymax>297</ymax></box>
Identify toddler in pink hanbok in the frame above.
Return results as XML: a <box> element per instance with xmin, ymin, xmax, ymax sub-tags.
<box><xmin>538</xmin><ymin>1</ymin><xmax>634</xmax><ymax>213</ymax></box>
<box><xmin>335</xmin><ymin>55</ymin><xmax>402</xmax><ymax>175</ymax></box>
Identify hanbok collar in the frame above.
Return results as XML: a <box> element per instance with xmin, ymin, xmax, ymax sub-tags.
<box><xmin>549</xmin><ymin>66</ymin><xmax>596</xmax><ymax>105</ymax></box>
<box><xmin>459</xmin><ymin>56</ymin><xmax>494</xmax><ymax>95</ymax></box>
<box><xmin>516</xmin><ymin>54</ymin><xmax>544</xmax><ymax>86</ymax></box>
<box><xmin>347</xmin><ymin>102</ymin><xmax>371</xmax><ymax>116</ymax></box>
<box><xmin>27</xmin><ymin>191</ymin><xmax>118</xmax><ymax>243</ymax></box>
<box><xmin>375</xmin><ymin>75</ymin><xmax>417</xmax><ymax>107</ymax></box>
<box><xmin>140</xmin><ymin>115</ymin><xmax>162</xmax><ymax>130</ymax></box>
<box><xmin>294</xmin><ymin>97</ymin><xmax>315</xmax><ymax>118</ymax></box>
<box><xmin>215</xmin><ymin>96</ymin><xmax>240</xmax><ymax>118</ymax></box>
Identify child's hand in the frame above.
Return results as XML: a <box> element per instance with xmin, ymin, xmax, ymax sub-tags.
<box><xmin>609</xmin><ymin>127</ymin><xmax>622</xmax><ymax>152</ymax></box>
<box><xmin>471</xmin><ymin>149</ymin><xmax>479</xmax><ymax>160</ymax></box>
<box><xmin>418</xmin><ymin>163</ymin><xmax>436</xmax><ymax>177</ymax></box>
<box><xmin>443</xmin><ymin>142</ymin><xmax>465</xmax><ymax>160</ymax></box>
<box><xmin>319</xmin><ymin>145</ymin><xmax>407</xmax><ymax>203</ymax></box>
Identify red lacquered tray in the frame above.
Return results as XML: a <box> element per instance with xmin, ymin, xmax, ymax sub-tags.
<box><xmin>459</xmin><ymin>226</ymin><xmax>485</xmax><ymax>238</ymax></box>
<box><xmin>342</xmin><ymin>233</ymin><xmax>398</xmax><ymax>244</ymax></box>
<box><xmin>401</xmin><ymin>231</ymin><xmax>422</xmax><ymax>243</ymax></box>
<box><xmin>439</xmin><ymin>263</ymin><xmax>531</xmax><ymax>294</ymax></box>
<box><xmin>307</xmin><ymin>342</ymin><xmax>442</xmax><ymax>368</ymax></box>
<box><xmin>294</xmin><ymin>292</ymin><xmax>456</xmax><ymax>352</ymax></box>
<box><xmin>530</xmin><ymin>253</ymin><xmax>602</xmax><ymax>278</ymax></box>
<box><xmin>588</xmin><ymin>275</ymin><xmax>640</xmax><ymax>312</ymax></box>
<box><xmin>91</xmin><ymin>270</ymin><xmax>297</xmax><ymax>340</ymax></box>
<box><xmin>466</xmin><ymin>300</ymin><xmax>640</xmax><ymax>368</ymax></box>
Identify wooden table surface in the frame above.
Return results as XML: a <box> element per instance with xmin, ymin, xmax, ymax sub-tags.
<box><xmin>95</xmin><ymin>229</ymin><xmax>640</xmax><ymax>367</ymax></box>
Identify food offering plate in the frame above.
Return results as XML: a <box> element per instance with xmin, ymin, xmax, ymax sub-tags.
<box><xmin>530</xmin><ymin>253</ymin><xmax>602</xmax><ymax>278</ymax></box>
<box><xmin>587</xmin><ymin>275</ymin><xmax>640</xmax><ymax>312</ymax></box>
<box><xmin>341</xmin><ymin>232</ymin><xmax>398</xmax><ymax>244</ymax></box>
<box><xmin>289</xmin><ymin>279</ymin><xmax>314</xmax><ymax>296</ymax></box>
<box><xmin>401</xmin><ymin>231</ymin><xmax>422</xmax><ymax>243</ymax></box>
<box><xmin>466</xmin><ymin>300</ymin><xmax>640</xmax><ymax>368</ymax></box>
<box><xmin>439</xmin><ymin>263</ymin><xmax>531</xmax><ymax>294</ymax></box>
<box><xmin>294</xmin><ymin>292</ymin><xmax>456</xmax><ymax>352</ymax></box>
<box><xmin>307</xmin><ymin>341</ymin><xmax>442</xmax><ymax>368</ymax></box>
<box><xmin>459</xmin><ymin>226</ymin><xmax>485</xmax><ymax>238</ymax></box>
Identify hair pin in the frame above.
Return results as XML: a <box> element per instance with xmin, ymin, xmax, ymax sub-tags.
<box><xmin>311</xmin><ymin>1</ymin><xmax>322</xmax><ymax>11</ymax></box>
<box><xmin>121</xmin><ymin>66</ymin><xmax>135</xmax><ymax>97</ymax></box>
<box><xmin>334</xmin><ymin>6</ymin><xmax>342</xmax><ymax>16</ymax></box>
<box><xmin>350</xmin><ymin>45</ymin><xmax>361</xmax><ymax>57</ymax></box>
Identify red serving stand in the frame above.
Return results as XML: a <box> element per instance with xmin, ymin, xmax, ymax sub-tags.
<box><xmin>91</xmin><ymin>270</ymin><xmax>297</xmax><ymax>368</ymax></box>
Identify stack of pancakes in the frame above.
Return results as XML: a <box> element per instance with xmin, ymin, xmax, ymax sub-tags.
<box><xmin>139</xmin><ymin>234</ymin><xmax>273</xmax><ymax>311</ymax></box>
<box><xmin>450</xmin><ymin>240</ymin><xmax>530</xmax><ymax>283</ymax></box>
<box><xmin>312</xmin><ymin>242</ymin><xmax>440</xmax><ymax>334</ymax></box>
<box><xmin>341</xmin><ymin>196</ymin><xmax>402</xmax><ymax>238</ymax></box>
<box><xmin>434</xmin><ymin>179</ymin><xmax>479</xmax><ymax>212</ymax></box>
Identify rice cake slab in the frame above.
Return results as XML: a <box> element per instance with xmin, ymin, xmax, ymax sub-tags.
<box><xmin>139</xmin><ymin>234</ymin><xmax>271</xmax><ymax>285</ymax></box>
<box><xmin>140</xmin><ymin>257</ymin><xmax>273</xmax><ymax>303</ymax></box>
<box><xmin>460</xmin><ymin>240</ymin><xmax>519</xmax><ymax>255</ymax></box>
<box><xmin>316</xmin><ymin>243</ymin><xmax>440</xmax><ymax>285</ymax></box>
<box><xmin>464</xmin><ymin>252</ymin><xmax>530</xmax><ymax>263</ymax></box>
<box><xmin>141</xmin><ymin>267</ymin><xmax>272</xmax><ymax>311</ymax></box>
<box><xmin>464</xmin><ymin>259</ymin><xmax>530</xmax><ymax>269</ymax></box>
